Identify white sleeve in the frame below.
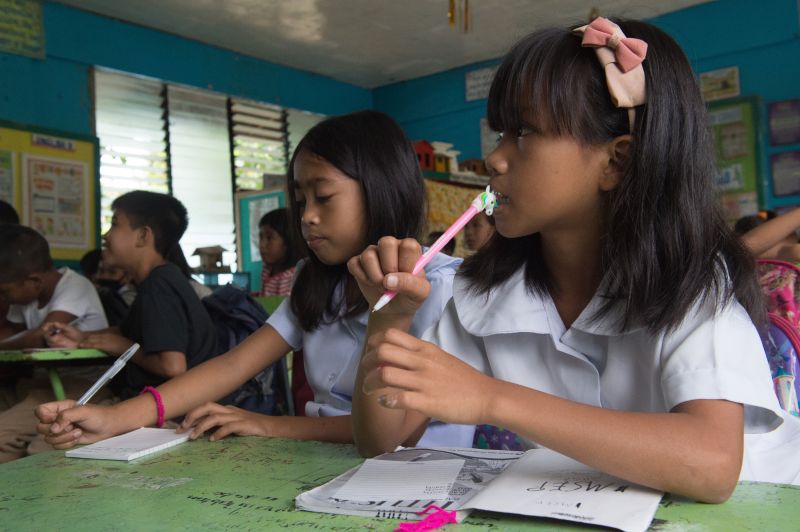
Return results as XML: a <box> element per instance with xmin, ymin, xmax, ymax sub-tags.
<box><xmin>266</xmin><ymin>297</ymin><xmax>303</xmax><ymax>350</ymax></box>
<box><xmin>49</xmin><ymin>271</ymin><xmax>108</xmax><ymax>330</ymax></box>
<box><xmin>660</xmin><ymin>300</ymin><xmax>782</xmax><ymax>434</ymax></box>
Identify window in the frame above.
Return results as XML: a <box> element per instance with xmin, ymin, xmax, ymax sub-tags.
<box><xmin>95</xmin><ymin>70</ymin><xmax>324</xmax><ymax>273</ymax></box>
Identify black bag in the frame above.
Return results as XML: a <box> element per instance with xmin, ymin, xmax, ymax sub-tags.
<box><xmin>202</xmin><ymin>284</ymin><xmax>287</xmax><ymax>415</ymax></box>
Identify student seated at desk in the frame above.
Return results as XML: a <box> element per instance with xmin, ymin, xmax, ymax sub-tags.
<box><xmin>254</xmin><ymin>207</ymin><xmax>305</xmax><ymax>297</ymax></box>
<box><xmin>347</xmin><ymin>19</ymin><xmax>800</xmax><ymax>503</ymax></box>
<box><xmin>735</xmin><ymin>208</ymin><xmax>800</xmax><ymax>263</ymax></box>
<box><xmin>0</xmin><ymin>199</ymin><xmax>21</xmax><ymax>342</ymax></box>
<box><xmin>43</xmin><ymin>191</ymin><xmax>218</xmax><ymax>401</ymax></box>
<box><xmin>36</xmin><ymin>111</ymin><xmax>466</xmax><ymax>448</ymax></box>
<box><xmin>80</xmin><ymin>249</ymin><xmax>136</xmax><ymax>326</ymax></box>
<box><xmin>0</xmin><ymin>224</ymin><xmax>108</xmax><ymax>462</ymax></box>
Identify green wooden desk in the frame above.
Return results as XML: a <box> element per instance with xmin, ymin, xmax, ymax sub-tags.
<box><xmin>0</xmin><ymin>437</ymin><xmax>797</xmax><ymax>531</ymax></box>
<box><xmin>0</xmin><ymin>348</ymin><xmax>109</xmax><ymax>401</ymax></box>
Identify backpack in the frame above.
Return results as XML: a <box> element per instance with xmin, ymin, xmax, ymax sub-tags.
<box><xmin>756</xmin><ymin>259</ymin><xmax>800</xmax><ymax>416</ymax></box>
<box><xmin>202</xmin><ymin>284</ymin><xmax>288</xmax><ymax>415</ymax></box>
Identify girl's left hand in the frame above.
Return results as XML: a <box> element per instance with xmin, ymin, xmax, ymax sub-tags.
<box><xmin>178</xmin><ymin>402</ymin><xmax>275</xmax><ymax>441</ymax></box>
<box><xmin>362</xmin><ymin>328</ymin><xmax>494</xmax><ymax>426</ymax></box>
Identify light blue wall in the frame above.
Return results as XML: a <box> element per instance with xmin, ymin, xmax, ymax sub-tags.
<box><xmin>374</xmin><ymin>0</ymin><xmax>800</xmax><ymax>207</ymax></box>
<box><xmin>0</xmin><ymin>1</ymin><xmax>372</xmax><ymax>137</ymax></box>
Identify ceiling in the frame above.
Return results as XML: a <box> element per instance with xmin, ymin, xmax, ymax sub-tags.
<box><xmin>55</xmin><ymin>0</ymin><xmax>709</xmax><ymax>88</ymax></box>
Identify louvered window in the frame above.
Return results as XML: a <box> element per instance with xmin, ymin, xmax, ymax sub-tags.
<box><xmin>286</xmin><ymin>108</ymin><xmax>325</xmax><ymax>165</ymax></box>
<box><xmin>167</xmin><ymin>86</ymin><xmax>236</xmax><ymax>268</ymax></box>
<box><xmin>94</xmin><ymin>70</ymin><xmax>169</xmax><ymax>232</ymax></box>
<box><xmin>229</xmin><ymin>98</ymin><xmax>286</xmax><ymax>191</ymax></box>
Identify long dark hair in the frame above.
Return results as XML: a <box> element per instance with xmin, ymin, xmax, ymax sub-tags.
<box><xmin>259</xmin><ymin>207</ymin><xmax>305</xmax><ymax>273</ymax></box>
<box><xmin>289</xmin><ymin>110</ymin><xmax>425</xmax><ymax>331</ymax></box>
<box><xmin>462</xmin><ymin>20</ymin><xmax>764</xmax><ymax>332</ymax></box>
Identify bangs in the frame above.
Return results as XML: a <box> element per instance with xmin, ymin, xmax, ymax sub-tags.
<box><xmin>487</xmin><ymin>27</ymin><xmax>628</xmax><ymax>144</ymax></box>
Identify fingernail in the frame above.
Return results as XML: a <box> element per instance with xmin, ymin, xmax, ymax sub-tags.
<box><xmin>378</xmin><ymin>395</ymin><xmax>397</xmax><ymax>408</ymax></box>
<box><xmin>73</xmin><ymin>430</ymin><xmax>82</xmax><ymax>439</ymax></box>
<box><xmin>386</xmin><ymin>275</ymin><xmax>398</xmax><ymax>288</ymax></box>
<box><xmin>51</xmin><ymin>424</ymin><xmax>60</xmax><ymax>433</ymax></box>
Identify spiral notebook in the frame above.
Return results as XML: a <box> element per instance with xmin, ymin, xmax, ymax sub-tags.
<box><xmin>65</xmin><ymin>428</ymin><xmax>190</xmax><ymax>461</ymax></box>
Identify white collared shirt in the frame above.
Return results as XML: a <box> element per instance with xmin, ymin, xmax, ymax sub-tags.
<box><xmin>268</xmin><ymin>252</ymin><xmax>475</xmax><ymax>447</ymax></box>
<box><xmin>423</xmin><ymin>266</ymin><xmax>800</xmax><ymax>484</ymax></box>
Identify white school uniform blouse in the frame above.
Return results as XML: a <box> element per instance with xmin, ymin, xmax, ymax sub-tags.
<box><xmin>422</xmin><ymin>267</ymin><xmax>800</xmax><ymax>485</ymax></box>
<box><xmin>267</xmin><ymin>253</ymin><xmax>475</xmax><ymax>447</ymax></box>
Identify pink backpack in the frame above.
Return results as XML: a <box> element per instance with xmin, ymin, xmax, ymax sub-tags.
<box><xmin>756</xmin><ymin>259</ymin><xmax>800</xmax><ymax>415</ymax></box>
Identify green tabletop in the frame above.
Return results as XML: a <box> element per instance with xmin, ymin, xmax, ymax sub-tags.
<box><xmin>0</xmin><ymin>436</ymin><xmax>797</xmax><ymax>531</ymax></box>
<box><xmin>0</xmin><ymin>348</ymin><xmax>108</xmax><ymax>365</ymax></box>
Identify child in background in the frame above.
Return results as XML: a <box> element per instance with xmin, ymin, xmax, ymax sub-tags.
<box><xmin>43</xmin><ymin>191</ymin><xmax>218</xmax><ymax>400</ymax></box>
<box><xmin>256</xmin><ymin>207</ymin><xmax>304</xmax><ymax>296</ymax></box>
<box><xmin>463</xmin><ymin>211</ymin><xmax>496</xmax><ymax>251</ymax></box>
<box><xmin>348</xmin><ymin>19</ymin><xmax>800</xmax><ymax>502</ymax></box>
<box><xmin>0</xmin><ymin>226</ymin><xmax>107</xmax><ymax>349</ymax></box>
<box><xmin>0</xmin><ymin>199</ymin><xmax>20</xmax><ymax>341</ymax></box>
<box><xmin>36</xmin><ymin>110</ymin><xmax>466</xmax><ymax>448</ymax></box>
<box><xmin>735</xmin><ymin>208</ymin><xmax>800</xmax><ymax>262</ymax></box>
<box><xmin>0</xmin><ymin>225</ymin><xmax>108</xmax><ymax>462</ymax></box>
<box><xmin>424</xmin><ymin>231</ymin><xmax>456</xmax><ymax>256</ymax></box>
<box><xmin>80</xmin><ymin>248</ymin><xmax>136</xmax><ymax>325</ymax></box>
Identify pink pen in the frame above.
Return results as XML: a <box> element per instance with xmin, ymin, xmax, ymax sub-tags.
<box><xmin>372</xmin><ymin>186</ymin><xmax>497</xmax><ymax>312</ymax></box>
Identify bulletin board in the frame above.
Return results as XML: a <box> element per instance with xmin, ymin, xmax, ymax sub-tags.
<box><xmin>424</xmin><ymin>178</ymin><xmax>484</xmax><ymax>258</ymax></box>
<box><xmin>0</xmin><ymin>121</ymin><xmax>99</xmax><ymax>260</ymax></box>
<box><xmin>235</xmin><ymin>187</ymin><xmax>285</xmax><ymax>289</ymax></box>
<box><xmin>707</xmin><ymin>98</ymin><xmax>762</xmax><ymax>223</ymax></box>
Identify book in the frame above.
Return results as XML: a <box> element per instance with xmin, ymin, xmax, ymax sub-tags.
<box><xmin>65</xmin><ymin>428</ymin><xmax>190</xmax><ymax>461</ymax></box>
<box><xmin>296</xmin><ymin>447</ymin><xmax>663</xmax><ymax>532</ymax></box>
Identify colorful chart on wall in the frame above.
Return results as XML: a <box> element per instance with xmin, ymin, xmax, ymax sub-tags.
<box><xmin>0</xmin><ymin>123</ymin><xmax>99</xmax><ymax>260</ymax></box>
<box><xmin>707</xmin><ymin>98</ymin><xmax>761</xmax><ymax>222</ymax></box>
<box><xmin>234</xmin><ymin>187</ymin><xmax>285</xmax><ymax>290</ymax></box>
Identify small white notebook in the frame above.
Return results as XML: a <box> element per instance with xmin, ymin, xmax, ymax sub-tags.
<box><xmin>65</xmin><ymin>428</ymin><xmax>190</xmax><ymax>461</ymax></box>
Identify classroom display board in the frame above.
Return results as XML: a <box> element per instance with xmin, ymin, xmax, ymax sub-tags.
<box><xmin>707</xmin><ymin>98</ymin><xmax>761</xmax><ymax>223</ymax></box>
<box><xmin>424</xmin><ymin>178</ymin><xmax>483</xmax><ymax>258</ymax></box>
<box><xmin>235</xmin><ymin>187</ymin><xmax>285</xmax><ymax>291</ymax></box>
<box><xmin>0</xmin><ymin>123</ymin><xmax>99</xmax><ymax>260</ymax></box>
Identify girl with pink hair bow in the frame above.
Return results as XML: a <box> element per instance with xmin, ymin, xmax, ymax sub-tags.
<box><xmin>349</xmin><ymin>17</ymin><xmax>800</xmax><ymax>503</ymax></box>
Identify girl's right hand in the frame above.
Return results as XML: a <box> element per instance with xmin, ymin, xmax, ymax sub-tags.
<box><xmin>42</xmin><ymin>322</ymin><xmax>85</xmax><ymax>349</ymax></box>
<box><xmin>348</xmin><ymin>236</ymin><xmax>431</xmax><ymax>316</ymax></box>
<box><xmin>35</xmin><ymin>400</ymin><xmax>117</xmax><ymax>449</ymax></box>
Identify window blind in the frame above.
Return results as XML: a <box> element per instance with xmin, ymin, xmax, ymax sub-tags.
<box><xmin>286</xmin><ymin>108</ymin><xmax>325</xmax><ymax>164</ymax></box>
<box><xmin>229</xmin><ymin>98</ymin><xmax>286</xmax><ymax>190</ymax></box>
<box><xmin>167</xmin><ymin>86</ymin><xmax>236</xmax><ymax>269</ymax></box>
<box><xmin>94</xmin><ymin>69</ymin><xmax>169</xmax><ymax>233</ymax></box>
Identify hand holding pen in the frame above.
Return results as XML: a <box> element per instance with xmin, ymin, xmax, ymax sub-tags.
<box><xmin>42</xmin><ymin>320</ymin><xmax>85</xmax><ymax>348</ymax></box>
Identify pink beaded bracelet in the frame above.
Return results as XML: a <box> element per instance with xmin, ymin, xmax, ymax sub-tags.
<box><xmin>140</xmin><ymin>386</ymin><xmax>165</xmax><ymax>428</ymax></box>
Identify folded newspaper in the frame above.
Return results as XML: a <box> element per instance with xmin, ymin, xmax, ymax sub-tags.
<box><xmin>296</xmin><ymin>446</ymin><xmax>663</xmax><ymax>532</ymax></box>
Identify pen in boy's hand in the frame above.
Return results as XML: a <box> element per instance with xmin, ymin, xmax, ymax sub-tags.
<box><xmin>49</xmin><ymin>317</ymin><xmax>81</xmax><ymax>337</ymax></box>
<box><xmin>75</xmin><ymin>342</ymin><xmax>139</xmax><ymax>405</ymax></box>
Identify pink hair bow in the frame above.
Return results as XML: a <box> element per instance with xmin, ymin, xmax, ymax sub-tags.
<box><xmin>573</xmin><ymin>17</ymin><xmax>647</xmax><ymax>118</ymax></box>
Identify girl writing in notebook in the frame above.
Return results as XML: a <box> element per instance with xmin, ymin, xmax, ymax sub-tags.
<box><xmin>36</xmin><ymin>111</ymin><xmax>466</xmax><ymax>447</ymax></box>
<box><xmin>348</xmin><ymin>19</ymin><xmax>800</xmax><ymax>502</ymax></box>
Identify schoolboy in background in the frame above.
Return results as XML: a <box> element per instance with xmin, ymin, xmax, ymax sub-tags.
<box><xmin>0</xmin><ymin>200</ymin><xmax>21</xmax><ymax>341</ymax></box>
<box><xmin>0</xmin><ymin>225</ymin><xmax>108</xmax><ymax>462</ymax></box>
<box><xmin>45</xmin><ymin>191</ymin><xmax>218</xmax><ymax>400</ymax></box>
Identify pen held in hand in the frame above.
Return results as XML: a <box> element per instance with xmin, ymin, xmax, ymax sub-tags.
<box><xmin>372</xmin><ymin>186</ymin><xmax>497</xmax><ymax>312</ymax></box>
<box><xmin>75</xmin><ymin>342</ymin><xmax>139</xmax><ymax>405</ymax></box>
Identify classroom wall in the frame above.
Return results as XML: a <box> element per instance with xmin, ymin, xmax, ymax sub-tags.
<box><xmin>373</xmin><ymin>0</ymin><xmax>800</xmax><ymax>208</ymax></box>
<box><xmin>0</xmin><ymin>1</ymin><xmax>372</xmax><ymax>138</ymax></box>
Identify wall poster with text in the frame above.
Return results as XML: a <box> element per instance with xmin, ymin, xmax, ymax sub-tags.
<box><xmin>22</xmin><ymin>154</ymin><xmax>90</xmax><ymax>248</ymax></box>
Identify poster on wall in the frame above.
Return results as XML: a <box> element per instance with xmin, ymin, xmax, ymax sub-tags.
<box><xmin>22</xmin><ymin>154</ymin><xmax>91</xmax><ymax>248</ymax></box>
<box><xmin>771</xmin><ymin>151</ymin><xmax>800</xmax><ymax>196</ymax></box>
<box><xmin>0</xmin><ymin>150</ymin><xmax>14</xmax><ymax>204</ymax></box>
<box><xmin>768</xmin><ymin>100</ymin><xmax>800</xmax><ymax>146</ymax></box>
<box><xmin>465</xmin><ymin>66</ymin><xmax>498</xmax><ymax>102</ymax></box>
<box><xmin>0</xmin><ymin>0</ymin><xmax>45</xmax><ymax>59</ymax></box>
<box><xmin>700</xmin><ymin>66</ymin><xmax>740</xmax><ymax>102</ymax></box>
<box><xmin>707</xmin><ymin>99</ymin><xmax>760</xmax><ymax>222</ymax></box>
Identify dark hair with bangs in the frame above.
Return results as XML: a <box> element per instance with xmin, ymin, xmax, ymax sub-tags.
<box><xmin>462</xmin><ymin>19</ymin><xmax>764</xmax><ymax>332</ymax></box>
<box><xmin>259</xmin><ymin>207</ymin><xmax>305</xmax><ymax>272</ymax></box>
<box><xmin>288</xmin><ymin>110</ymin><xmax>425</xmax><ymax>331</ymax></box>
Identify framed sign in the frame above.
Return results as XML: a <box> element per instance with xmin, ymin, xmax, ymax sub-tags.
<box><xmin>768</xmin><ymin>99</ymin><xmax>800</xmax><ymax>146</ymax></box>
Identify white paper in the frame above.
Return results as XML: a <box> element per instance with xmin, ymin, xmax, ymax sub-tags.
<box><xmin>336</xmin><ymin>459</ymin><xmax>464</xmax><ymax>501</ymax></box>
<box><xmin>65</xmin><ymin>428</ymin><xmax>189</xmax><ymax>461</ymax></box>
<box><xmin>465</xmin><ymin>449</ymin><xmax>662</xmax><ymax>532</ymax></box>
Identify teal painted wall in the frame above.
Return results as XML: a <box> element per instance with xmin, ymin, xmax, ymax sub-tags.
<box><xmin>0</xmin><ymin>1</ymin><xmax>372</xmax><ymax>137</ymax></box>
<box><xmin>374</xmin><ymin>0</ymin><xmax>800</xmax><ymax>208</ymax></box>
